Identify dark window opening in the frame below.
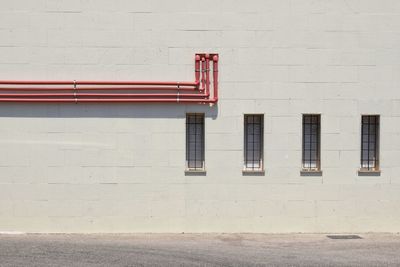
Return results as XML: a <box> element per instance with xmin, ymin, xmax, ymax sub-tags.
<box><xmin>244</xmin><ymin>114</ymin><xmax>264</xmax><ymax>171</ymax></box>
<box><xmin>186</xmin><ymin>113</ymin><xmax>205</xmax><ymax>170</ymax></box>
<box><xmin>302</xmin><ymin>114</ymin><xmax>321</xmax><ymax>171</ymax></box>
<box><xmin>361</xmin><ymin>115</ymin><xmax>379</xmax><ymax>171</ymax></box>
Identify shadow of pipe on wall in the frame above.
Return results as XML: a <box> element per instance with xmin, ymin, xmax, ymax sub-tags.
<box><xmin>0</xmin><ymin>103</ymin><xmax>218</xmax><ymax>119</ymax></box>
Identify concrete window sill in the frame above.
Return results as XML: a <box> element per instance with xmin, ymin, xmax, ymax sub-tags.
<box><xmin>300</xmin><ymin>170</ymin><xmax>323</xmax><ymax>176</ymax></box>
<box><xmin>358</xmin><ymin>170</ymin><xmax>381</xmax><ymax>176</ymax></box>
<box><xmin>242</xmin><ymin>170</ymin><xmax>265</xmax><ymax>176</ymax></box>
<box><xmin>185</xmin><ymin>170</ymin><xmax>206</xmax><ymax>176</ymax></box>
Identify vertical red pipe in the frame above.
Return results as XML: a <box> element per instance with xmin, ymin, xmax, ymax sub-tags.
<box><xmin>212</xmin><ymin>55</ymin><xmax>219</xmax><ymax>102</ymax></box>
<box><xmin>195</xmin><ymin>55</ymin><xmax>201</xmax><ymax>86</ymax></box>
<box><xmin>200</xmin><ymin>57</ymin><xmax>205</xmax><ymax>91</ymax></box>
<box><xmin>205</xmin><ymin>54</ymin><xmax>210</xmax><ymax>97</ymax></box>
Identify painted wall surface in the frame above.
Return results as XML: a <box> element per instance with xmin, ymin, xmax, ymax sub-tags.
<box><xmin>0</xmin><ymin>0</ymin><xmax>400</xmax><ymax>233</ymax></box>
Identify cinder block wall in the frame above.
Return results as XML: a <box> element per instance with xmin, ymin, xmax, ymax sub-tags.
<box><xmin>0</xmin><ymin>0</ymin><xmax>400</xmax><ymax>232</ymax></box>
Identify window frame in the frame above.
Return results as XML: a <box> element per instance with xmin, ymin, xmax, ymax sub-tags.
<box><xmin>301</xmin><ymin>114</ymin><xmax>321</xmax><ymax>172</ymax></box>
<box><xmin>185</xmin><ymin>113</ymin><xmax>205</xmax><ymax>172</ymax></box>
<box><xmin>360</xmin><ymin>115</ymin><xmax>380</xmax><ymax>172</ymax></box>
<box><xmin>243</xmin><ymin>114</ymin><xmax>264</xmax><ymax>173</ymax></box>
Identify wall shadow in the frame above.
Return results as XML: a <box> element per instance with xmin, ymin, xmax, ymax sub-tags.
<box><xmin>0</xmin><ymin>103</ymin><xmax>218</xmax><ymax>119</ymax></box>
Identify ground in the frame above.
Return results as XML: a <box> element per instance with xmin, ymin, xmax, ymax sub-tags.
<box><xmin>0</xmin><ymin>233</ymin><xmax>399</xmax><ymax>266</ymax></box>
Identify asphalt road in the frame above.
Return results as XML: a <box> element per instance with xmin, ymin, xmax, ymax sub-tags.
<box><xmin>0</xmin><ymin>233</ymin><xmax>399</xmax><ymax>266</ymax></box>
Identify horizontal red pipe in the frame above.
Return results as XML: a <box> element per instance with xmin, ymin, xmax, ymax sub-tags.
<box><xmin>0</xmin><ymin>93</ymin><xmax>209</xmax><ymax>97</ymax></box>
<box><xmin>0</xmin><ymin>80</ymin><xmax>199</xmax><ymax>86</ymax></box>
<box><xmin>0</xmin><ymin>86</ymin><xmax>197</xmax><ymax>91</ymax></box>
<box><xmin>77</xmin><ymin>81</ymin><xmax>199</xmax><ymax>86</ymax></box>
<box><xmin>0</xmin><ymin>98</ymin><xmax>216</xmax><ymax>103</ymax></box>
<box><xmin>0</xmin><ymin>80</ymin><xmax>73</xmax><ymax>85</ymax></box>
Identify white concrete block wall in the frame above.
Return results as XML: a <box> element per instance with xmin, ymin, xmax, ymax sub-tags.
<box><xmin>0</xmin><ymin>0</ymin><xmax>400</xmax><ymax>232</ymax></box>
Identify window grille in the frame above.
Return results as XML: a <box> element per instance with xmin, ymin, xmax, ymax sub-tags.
<box><xmin>244</xmin><ymin>114</ymin><xmax>264</xmax><ymax>171</ymax></box>
<box><xmin>186</xmin><ymin>113</ymin><xmax>205</xmax><ymax>170</ymax></box>
<box><xmin>302</xmin><ymin>114</ymin><xmax>321</xmax><ymax>170</ymax></box>
<box><xmin>361</xmin><ymin>115</ymin><xmax>379</xmax><ymax>170</ymax></box>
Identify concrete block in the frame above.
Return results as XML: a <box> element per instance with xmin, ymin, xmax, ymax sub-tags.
<box><xmin>322</xmin><ymin>99</ymin><xmax>358</xmax><ymax>116</ymax></box>
<box><xmin>207</xmin><ymin>133</ymin><xmax>242</xmax><ymax>151</ymax></box>
<box><xmin>255</xmin><ymin>100</ymin><xmax>291</xmax><ymax>116</ymax></box>
<box><xmin>340</xmin><ymin>116</ymin><xmax>359</xmax><ymax>134</ymax></box>
<box><xmin>207</xmin><ymin>116</ymin><xmax>239</xmax><ymax>133</ymax></box>
<box><xmin>265</xmin><ymin>133</ymin><xmax>300</xmax><ymax>151</ymax></box>
<box><xmin>323</xmin><ymin>133</ymin><xmax>359</xmax><ymax>151</ymax></box>
<box><xmin>0</xmin><ymin>47</ymin><xmax>29</xmax><ymax>64</ymax></box>
<box><xmin>13</xmin><ymin>200</ymin><xmax>48</xmax><ymax>217</ymax></box>
<box><xmin>290</xmin><ymin>99</ymin><xmax>324</xmax><ymax>114</ymax></box>
<box><xmin>272</xmin><ymin>48</ymin><xmax>307</xmax><ymax>66</ymax></box>
<box><xmin>321</xmin><ymin>150</ymin><xmax>340</xmax><ymax>168</ymax></box>
<box><xmin>218</xmin><ymin>99</ymin><xmax>256</xmax><ymax>116</ymax></box>
<box><xmin>391</xmin><ymin>100</ymin><xmax>400</xmax><ymax>116</ymax></box>
<box><xmin>266</xmin><ymin>150</ymin><xmax>301</xmax><ymax>168</ymax></box>
<box><xmin>236</xmin><ymin>48</ymin><xmax>272</xmax><ymax>65</ymax></box>
<box><xmin>47</xmin><ymin>166</ymin><xmax>83</xmax><ymax>184</ymax></box>
<box><xmin>269</xmin><ymin>66</ymin><xmax>290</xmax><ymax>83</ymax></box>
<box><xmin>285</xmin><ymin>200</ymin><xmax>316</xmax><ymax>218</ymax></box>
<box><xmin>271</xmin><ymin>116</ymin><xmax>300</xmax><ymax>134</ymax></box>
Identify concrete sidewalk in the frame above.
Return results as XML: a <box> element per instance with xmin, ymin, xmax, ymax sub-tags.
<box><xmin>0</xmin><ymin>233</ymin><xmax>399</xmax><ymax>266</ymax></box>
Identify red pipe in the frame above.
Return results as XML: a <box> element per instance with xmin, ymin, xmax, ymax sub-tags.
<box><xmin>200</xmin><ymin>57</ymin><xmax>205</xmax><ymax>91</ymax></box>
<box><xmin>0</xmin><ymin>54</ymin><xmax>218</xmax><ymax>104</ymax></box>
<box><xmin>0</xmin><ymin>93</ymin><xmax>209</xmax><ymax>98</ymax></box>
<box><xmin>205</xmin><ymin>54</ymin><xmax>210</xmax><ymax>96</ymax></box>
<box><xmin>0</xmin><ymin>98</ymin><xmax>216</xmax><ymax>103</ymax></box>
<box><xmin>212</xmin><ymin>55</ymin><xmax>219</xmax><ymax>102</ymax></box>
<box><xmin>0</xmin><ymin>86</ymin><xmax>197</xmax><ymax>91</ymax></box>
<box><xmin>0</xmin><ymin>80</ymin><xmax>198</xmax><ymax>86</ymax></box>
<box><xmin>195</xmin><ymin>55</ymin><xmax>201</xmax><ymax>84</ymax></box>
<box><xmin>0</xmin><ymin>81</ymin><xmax>74</xmax><ymax>85</ymax></box>
<box><xmin>77</xmin><ymin>81</ymin><xmax>198</xmax><ymax>86</ymax></box>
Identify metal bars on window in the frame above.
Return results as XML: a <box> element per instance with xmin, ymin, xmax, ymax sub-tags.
<box><xmin>244</xmin><ymin>115</ymin><xmax>264</xmax><ymax>171</ymax></box>
<box><xmin>186</xmin><ymin>113</ymin><xmax>205</xmax><ymax>170</ymax></box>
<box><xmin>361</xmin><ymin>115</ymin><xmax>379</xmax><ymax>170</ymax></box>
<box><xmin>302</xmin><ymin>114</ymin><xmax>321</xmax><ymax>170</ymax></box>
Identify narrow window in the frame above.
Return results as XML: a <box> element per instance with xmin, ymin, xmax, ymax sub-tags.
<box><xmin>302</xmin><ymin>114</ymin><xmax>321</xmax><ymax>171</ymax></box>
<box><xmin>360</xmin><ymin>115</ymin><xmax>379</xmax><ymax>171</ymax></box>
<box><xmin>244</xmin><ymin>114</ymin><xmax>264</xmax><ymax>171</ymax></box>
<box><xmin>186</xmin><ymin>113</ymin><xmax>205</xmax><ymax>171</ymax></box>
